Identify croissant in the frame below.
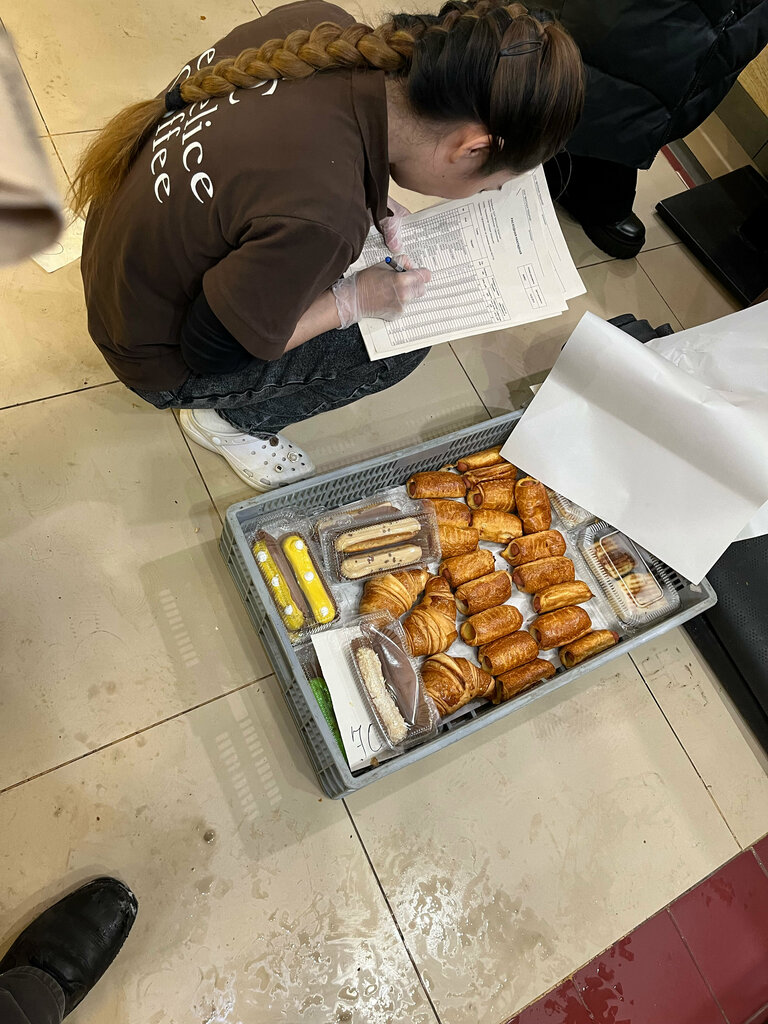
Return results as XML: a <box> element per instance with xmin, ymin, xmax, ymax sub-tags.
<box><xmin>359</xmin><ymin>567</ymin><xmax>429</xmax><ymax>617</ymax></box>
<box><xmin>421</xmin><ymin>654</ymin><xmax>496</xmax><ymax>715</ymax></box>
<box><xmin>420</xmin><ymin>575</ymin><xmax>456</xmax><ymax>619</ymax></box>
<box><xmin>402</xmin><ymin>606</ymin><xmax>458</xmax><ymax>657</ymax></box>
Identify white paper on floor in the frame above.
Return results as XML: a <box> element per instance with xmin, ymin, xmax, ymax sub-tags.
<box><xmin>31</xmin><ymin>211</ymin><xmax>84</xmax><ymax>272</ymax></box>
<box><xmin>501</xmin><ymin>307</ymin><xmax>768</xmax><ymax>583</ymax></box>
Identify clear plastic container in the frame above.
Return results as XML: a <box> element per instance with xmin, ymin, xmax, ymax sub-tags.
<box><xmin>580</xmin><ymin>521</ymin><xmax>681</xmax><ymax>628</ymax></box>
<box><xmin>246</xmin><ymin>512</ymin><xmax>339</xmax><ymax>639</ymax></box>
<box><xmin>317</xmin><ymin>491</ymin><xmax>440</xmax><ymax>583</ymax></box>
<box><xmin>346</xmin><ymin>613</ymin><xmax>439</xmax><ymax>750</ymax></box>
<box><xmin>547</xmin><ymin>488</ymin><xmax>594</xmax><ymax>529</ymax></box>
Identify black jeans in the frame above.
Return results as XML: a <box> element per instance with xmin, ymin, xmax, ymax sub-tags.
<box><xmin>0</xmin><ymin>968</ymin><xmax>65</xmax><ymax>1024</ymax></box>
<box><xmin>132</xmin><ymin>324</ymin><xmax>430</xmax><ymax>436</ymax></box>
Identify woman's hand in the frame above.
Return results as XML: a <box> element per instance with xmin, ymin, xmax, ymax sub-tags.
<box><xmin>332</xmin><ymin>258</ymin><xmax>431</xmax><ymax>327</ymax></box>
<box><xmin>379</xmin><ymin>197</ymin><xmax>409</xmax><ymax>253</ymax></box>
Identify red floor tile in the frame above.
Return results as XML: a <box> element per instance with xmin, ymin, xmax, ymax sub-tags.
<box><xmin>507</xmin><ymin>980</ymin><xmax>594</xmax><ymax>1024</ymax></box>
<box><xmin>753</xmin><ymin>835</ymin><xmax>768</xmax><ymax>875</ymax></box>
<box><xmin>574</xmin><ymin>910</ymin><xmax>724</xmax><ymax>1024</ymax></box>
<box><xmin>671</xmin><ymin>850</ymin><xmax>768</xmax><ymax>1024</ymax></box>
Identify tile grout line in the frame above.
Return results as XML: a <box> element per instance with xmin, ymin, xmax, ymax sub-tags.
<box><xmin>171</xmin><ymin>412</ymin><xmax>226</xmax><ymax>526</ymax></box>
<box><xmin>633</xmin><ymin>250</ymin><xmax>687</xmax><ymax>330</ymax></box>
<box><xmin>341</xmin><ymin>801</ymin><xmax>444</xmax><ymax>1024</ymax></box>
<box><xmin>0</xmin><ymin>379</ymin><xmax>117</xmax><ymax>414</ymax></box>
<box><xmin>665</xmin><ymin>907</ymin><xmax>731</xmax><ymax>1023</ymax></box>
<box><xmin>0</xmin><ymin>673</ymin><xmax>273</xmax><ymax>799</ymax></box>
<box><xmin>447</xmin><ymin>343</ymin><xmax>494</xmax><ymax>419</ymax></box>
<box><xmin>627</xmin><ymin>651</ymin><xmax>742</xmax><ymax>848</ymax></box>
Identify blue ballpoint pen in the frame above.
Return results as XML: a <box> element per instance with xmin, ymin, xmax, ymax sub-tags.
<box><xmin>385</xmin><ymin>256</ymin><xmax>407</xmax><ymax>273</ymax></box>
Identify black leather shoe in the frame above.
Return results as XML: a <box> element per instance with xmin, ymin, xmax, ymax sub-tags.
<box><xmin>576</xmin><ymin>212</ymin><xmax>646</xmax><ymax>259</ymax></box>
<box><xmin>0</xmin><ymin>877</ymin><xmax>138</xmax><ymax>1017</ymax></box>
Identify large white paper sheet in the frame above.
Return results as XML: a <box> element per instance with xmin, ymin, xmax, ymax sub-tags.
<box><xmin>350</xmin><ymin>167</ymin><xmax>584</xmax><ymax>359</ymax></box>
<box><xmin>501</xmin><ymin>311</ymin><xmax>768</xmax><ymax>583</ymax></box>
<box><xmin>647</xmin><ymin>303</ymin><xmax>768</xmax><ymax>541</ymax></box>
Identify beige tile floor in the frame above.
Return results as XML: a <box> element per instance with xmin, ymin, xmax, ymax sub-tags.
<box><xmin>2</xmin><ymin>1</ymin><xmax>767</xmax><ymax>1021</ymax></box>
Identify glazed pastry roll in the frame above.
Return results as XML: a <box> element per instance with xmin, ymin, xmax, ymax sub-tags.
<box><xmin>472</xmin><ymin>509</ymin><xmax>523</xmax><ymax>544</ymax></box>
<box><xmin>438</xmin><ymin>524</ymin><xmax>480</xmax><ymax>558</ymax></box>
<box><xmin>463</xmin><ymin>462</ymin><xmax>517</xmax><ymax>487</ymax></box>
<box><xmin>494</xmin><ymin>659</ymin><xmax>556</xmax><ymax>702</ymax></box>
<box><xmin>515</xmin><ymin>477</ymin><xmax>551</xmax><ymax>534</ymax></box>
<box><xmin>439</xmin><ymin>548</ymin><xmax>495</xmax><ymax>588</ymax></box>
<box><xmin>421</xmin><ymin>654</ymin><xmax>495</xmax><ymax>715</ymax></box>
<box><xmin>460</xmin><ymin>604</ymin><xmax>523</xmax><ymax>646</ymax></box>
<box><xmin>426</xmin><ymin>499</ymin><xmax>473</xmax><ymax>528</ymax></box>
<box><xmin>456</xmin><ymin>446</ymin><xmax>505</xmax><ymax>473</ymax></box>
<box><xmin>359</xmin><ymin>568</ymin><xmax>429</xmax><ymax>617</ymax></box>
<box><xmin>407</xmin><ymin>471</ymin><xmax>466</xmax><ymax>499</ymax></box>
<box><xmin>560</xmin><ymin>630</ymin><xmax>619</xmax><ymax>668</ymax></box>
<box><xmin>466</xmin><ymin>479</ymin><xmax>516</xmax><ymax>512</ymax></box>
<box><xmin>529</xmin><ymin>606</ymin><xmax>592</xmax><ymax>650</ymax></box>
<box><xmin>532</xmin><ymin>580</ymin><xmax>594</xmax><ymax>614</ymax></box>
<box><xmin>455</xmin><ymin>570</ymin><xmax>512</xmax><ymax>615</ymax></box>
<box><xmin>252</xmin><ymin>531</ymin><xmax>309</xmax><ymax>632</ymax></box>
<box><xmin>479</xmin><ymin>630</ymin><xmax>539</xmax><ymax>675</ymax></box>
<box><xmin>512</xmin><ymin>556</ymin><xmax>575</xmax><ymax>594</ymax></box>
<box><xmin>502</xmin><ymin>529</ymin><xmax>566</xmax><ymax>567</ymax></box>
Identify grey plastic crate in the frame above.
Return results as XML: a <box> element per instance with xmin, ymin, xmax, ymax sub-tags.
<box><xmin>220</xmin><ymin>411</ymin><xmax>717</xmax><ymax>798</ymax></box>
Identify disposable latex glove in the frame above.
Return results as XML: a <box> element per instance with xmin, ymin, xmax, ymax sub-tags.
<box><xmin>379</xmin><ymin>197</ymin><xmax>409</xmax><ymax>253</ymax></box>
<box><xmin>332</xmin><ymin>258</ymin><xmax>431</xmax><ymax>328</ymax></box>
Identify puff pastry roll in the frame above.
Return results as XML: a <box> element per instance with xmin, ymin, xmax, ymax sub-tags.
<box><xmin>466</xmin><ymin>479</ymin><xmax>516</xmax><ymax>512</ymax></box>
<box><xmin>479</xmin><ymin>631</ymin><xmax>539</xmax><ymax>675</ymax></box>
<box><xmin>502</xmin><ymin>529</ymin><xmax>566</xmax><ymax>567</ymax></box>
<box><xmin>438</xmin><ymin>524</ymin><xmax>480</xmax><ymax>558</ymax></box>
<box><xmin>459</xmin><ymin>604</ymin><xmax>523</xmax><ymax>646</ymax></box>
<box><xmin>560</xmin><ymin>630</ymin><xmax>619</xmax><ymax>668</ymax></box>
<box><xmin>494</xmin><ymin>659</ymin><xmax>556</xmax><ymax>702</ymax></box>
<box><xmin>439</xmin><ymin>549</ymin><xmax>495</xmax><ymax>588</ymax></box>
<box><xmin>472</xmin><ymin>509</ymin><xmax>523</xmax><ymax>544</ymax></box>
<box><xmin>529</xmin><ymin>606</ymin><xmax>592</xmax><ymax>650</ymax></box>
<box><xmin>426</xmin><ymin>499</ymin><xmax>473</xmax><ymax>528</ymax></box>
<box><xmin>407</xmin><ymin>472</ymin><xmax>466</xmax><ymax>499</ymax></box>
<box><xmin>456</xmin><ymin>446</ymin><xmax>506</xmax><ymax>473</ymax></box>
<box><xmin>515</xmin><ymin>477</ymin><xmax>551</xmax><ymax>534</ymax></box>
<box><xmin>512</xmin><ymin>556</ymin><xmax>575</xmax><ymax>594</ymax></box>
<box><xmin>532</xmin><ymin>580</ymin><xmax>594</xmax><ymax>614</ymax></box>
<box><xmin>455</xmin><ymin>570</ymin><xmax>512</xmax><ymax>615</ymax></box>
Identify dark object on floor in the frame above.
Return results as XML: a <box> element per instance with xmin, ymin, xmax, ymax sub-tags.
<box><xmin>577</xmin><ymin>212</ymin><xmax>646</xmax><ymax>260</ymax></box>
<box><xmin>685</xmin><ymin>536</ymin><xmax>768</xmax><ymax>754</ymax></box>
<box><xmin>607</xmin><ymin>313</ymin><xmax>674</xmax><ymax>342</ymax></box>
<box><xmin>545</xmin><ymin>154</ymin><xmax>646</xmax><ymax>259</ymax></box>
<box><xmin>0</xmin><ymin>877</ymin><xmax>138</xmax><ymax>1017</ymax></box>
<box><xmin>656</xmin><ymin>165</ymin><xmax>768</xmax><ymax>305</ymax></box>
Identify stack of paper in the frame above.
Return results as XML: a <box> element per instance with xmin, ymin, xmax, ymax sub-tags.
<box><xmin>349</xmin><ymin>167</ymin><xmax>585</xmax><ymax>360</ymax></box>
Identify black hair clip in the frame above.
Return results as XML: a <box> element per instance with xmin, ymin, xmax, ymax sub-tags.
<box><xmin>164</xmin><ymin>83</ymin><xmax>186</xmax><ymax>112</ymax></box>
<box><xmin>500</xmin><ymin>40</ymin><xmax>543</xmax><ymax>56</ymax></box>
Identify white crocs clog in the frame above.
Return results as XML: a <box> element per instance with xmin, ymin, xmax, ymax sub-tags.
<box><xmin>179</xmin><ymin>409</ymin><xmax>315</xmax><ymax>491</ymax></box>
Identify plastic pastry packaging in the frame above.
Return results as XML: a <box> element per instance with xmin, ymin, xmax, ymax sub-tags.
<box><xmin>295</xmin><ymin>642</ymin><xmax>345</xmax><ymax>753</ymax></box>
<box><xmin>546</xmin><ymin>488</ymin><xmax>594</xmax><ymax>528</ymax></box>
<box><xmin>346</xmin><ymin>613</ymin><xmax>439</xmax><ymax>750</ymax></box>
<box><xmin>317</xmin><ymin>489</ymin><xmax>440</xmax><ymax>583</ymax></box>
<box><xmin>580</xmin><ymin>521</ymin><xmax>681</xmax><ymax>628</ymax></box>
<box><xmin>248</xmin><ymin>512</ymin><xmax>339</xmax><ymax>639</ymax></box>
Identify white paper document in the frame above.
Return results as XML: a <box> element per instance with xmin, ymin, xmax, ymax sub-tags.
<box><xmin>31</xmin><ymin>211</ymin><xmax>84</xmax><ymax>273</ymax></box>
<box><xmin>350</xmin><ymin>167</ymin><xmax>584</xmax><ymax>360</ymax></box>
<box><xmin>311</xmin><ymin>626</ymin><xmax>396</xmax><ymax>772</ymax></box>
<box><xmin>646</xmin><ymin>303</ymin><xmax>768</xmax><ymax>542</ymax></box>
<box><xmin>501</xmin><ymin>310</ymin><xmax>768</xmax><ymax>584</ymax></box>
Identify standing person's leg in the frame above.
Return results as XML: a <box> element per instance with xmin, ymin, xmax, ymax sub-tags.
<box><xmin>133</xmin><ymin>324</ymin><xmax>429</xmax><ymax>490</ymax></box>
<box><xmin>544</xmin><ymin>152</ymin><xmax>643</xmax><ymax>259</ymax></box>
<box><xmin>0</xmin><ymin>968</ymin><xmax>64</xmax><ymax>1024</ymax></box>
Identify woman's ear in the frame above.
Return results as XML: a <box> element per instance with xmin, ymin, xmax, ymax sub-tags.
<box><xmin>449</xmin><ymin>125</ymin><xmax>493</xmax><ymax>165</ymax></box>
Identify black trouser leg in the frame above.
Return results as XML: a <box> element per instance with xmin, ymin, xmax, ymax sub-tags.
<box><xmin>0</xmin><ymin>968</ymin><xmax>65</xmax><ymax>1024</ymax></box>
<box><xmin>545</xmin><ymin>153</ymin><xmax>639</xmax><ymax>223</ymax></box>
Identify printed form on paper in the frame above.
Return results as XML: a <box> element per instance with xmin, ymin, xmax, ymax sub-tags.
<box><xmin>349</xmin><ymin>167</ymin><xmax>585</xmax><ymax>360</ymax></box>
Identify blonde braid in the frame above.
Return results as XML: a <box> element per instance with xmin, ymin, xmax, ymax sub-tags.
<box><xmin>177</xmin><ymin>22</ymin><xmax>419</xmax><ymax>104</ymax></box>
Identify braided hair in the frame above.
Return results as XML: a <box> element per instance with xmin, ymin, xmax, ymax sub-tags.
<box><xmin>71</xmin><ymin>1</ymin><xmax>583</xmax><ymax>215</ymax></box>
